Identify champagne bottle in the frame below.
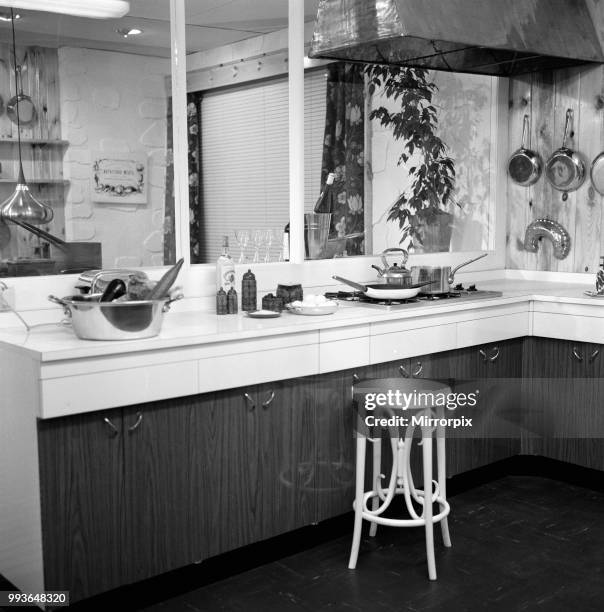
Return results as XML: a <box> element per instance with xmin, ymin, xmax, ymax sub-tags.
<box><xmin>283</xmin><ymin>223</ymin><xmax>290</xmax><ymax>262</ymax></box>
<box><xmin>313</xmin><ymin>172</ymin><xmax>335</xmax><ymax>213</ymax></box>
<box><xmin>216</xmin><ymin>235</ymin><xmax>235</xmax><ymax>292</ymax></box>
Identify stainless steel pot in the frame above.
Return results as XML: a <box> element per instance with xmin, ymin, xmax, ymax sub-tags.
<box><xmin>411</xmin><ymin>253</ymin><xmax>488</xmax><ymax>294</ymax></box>
<box><xmin>371</xmin><ymin>247</ymin><xmax>412</xmax><ymax>286</ymax></box>
<box><xmin>48</xmin><ymin>293</ymin><xmax>183</xmax><ymax>341</ymax></box>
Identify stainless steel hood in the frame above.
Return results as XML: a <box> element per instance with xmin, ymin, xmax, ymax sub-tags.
<box><xmin>309</xmin><ymin>0</ymin><xmax>604</xmax><ymax>76</ymax></box>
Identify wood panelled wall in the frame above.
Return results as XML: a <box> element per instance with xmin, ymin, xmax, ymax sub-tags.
<box><xmin>506</xmin><ymin>65</ymin><xmax>604</xmax><ymax>273</ymax></box>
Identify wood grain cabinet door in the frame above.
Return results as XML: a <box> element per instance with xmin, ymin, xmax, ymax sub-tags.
<box><xmin>523</xmin><ymin>338</ymin><xmax>604</xmax><ymax>469</ymax></box>
<box><xmin>313</xmin><ymin>369</ymin><xmax>356</xmax><ymax>522</ymax></box>
<box><xmin>37</xmin><ymin>408</ymin><xmax>125</xmax><ymax>602</ymax></box>
<box><xmin>122</xmin><ymin>398</ymin><xmax>205</xmax><ymax>583</ymax></box>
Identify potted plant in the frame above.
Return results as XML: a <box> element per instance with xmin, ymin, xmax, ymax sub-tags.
<box><xmin>366</xmin><ymin>65</ymin><xmax>457</xmax><ymax>252</ymax></box>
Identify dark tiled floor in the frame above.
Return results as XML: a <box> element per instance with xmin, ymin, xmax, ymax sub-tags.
<box><xmin>140</xmin><ymin>476</ymin><xmax>604</xmax><ymax>612</ymax></box>
<box><xmin>2</xmin><ymin>475</ymin><xmax>602</xmax><ymax>612</ymax></box>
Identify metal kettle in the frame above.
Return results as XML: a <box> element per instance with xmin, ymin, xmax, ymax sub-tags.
<box><xmin>372</xmin><ymin>248</ymin><xmax>413</xmax><ymax>287</ymax></box>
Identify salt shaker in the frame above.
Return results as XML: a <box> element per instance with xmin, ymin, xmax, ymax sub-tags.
<box><xmin>216</xmin><ymin>288</ymin><xmax>228</xmax><ymax>315</ymax></box>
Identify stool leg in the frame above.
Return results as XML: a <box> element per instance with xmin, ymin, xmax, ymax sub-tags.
<box><xmin>369</xmin><ymin>436</ymin><xmax>381</xmax><ymax>537</ymax></box>
<box><xmin>437</xmin><ymin>433</ymin><xmax>451</xmax><ymax>548</ymax></box>
<box><xmin>422</xmin><ymin>434</ymin><xmax>436</xmax><ymax>580</ymax></box>
<box><xmin>349</xmin><ymin>435</ymin><xmax>366</xmax><ymax>569</ymax></box>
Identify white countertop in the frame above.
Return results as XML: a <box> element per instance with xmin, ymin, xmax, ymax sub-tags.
<box><xmin>0</xmin><ymin>278</ymin><xmax>601</xmax><ymax>363</ymax></box>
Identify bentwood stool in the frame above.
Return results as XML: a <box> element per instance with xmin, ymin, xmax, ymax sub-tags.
<box><xmin>349</xmin><ymin>377</ymin><xmax>452</xmax><ymax>580</ymax></box>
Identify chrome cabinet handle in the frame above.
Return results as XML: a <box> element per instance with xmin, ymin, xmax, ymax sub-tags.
<box><xmin>589</xmin><ymin>348</ymin><xmax>600</xmax><ymax>363</ymax></box>
<box><xmin>489</xmin><ymin>346</ymin><xmax>500</xmax><ymax>363</ymax></box>
<box><xmin>399</xmin><ymin>364</ymin><xmax>409</xmax><ymax>377</ymax></box>
<box><xmin>243</xmin><ymin>392</ymin><xmax>256</xmax><ymax>411</ymax></box>
<box><xmin>103</xmin><ymin>417</ymin><xmax>119</xmax><ymax>437</ymax></box>
<box><xmin>262</xmin><ymin>390</ymin><xmax>275</xmax><ymax>409</ymax></box>
<box><xmin>572</xmin><ymin>347</ymin><xmax>583</xmax><ymax>362</ymax></box>
<box><xmin>479</xmin><ymin>349</ymin><xmax>487</xmax><ymax>363</ymax></box>
<box><xmin>413</xmin><ymin>361</ymin><xmax>423</xmax><ymax>377</ymax></box>
<box><xmin>352</xmin><ymin>373</ymin><xmax>359</xmax><ymax>382</ymax></box>
<box><xmin>128</xmin><ymin>411</ymin><xmax>143</xmax><ymax>433</ymax></box>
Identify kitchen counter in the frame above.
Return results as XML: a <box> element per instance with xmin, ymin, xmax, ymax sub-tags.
<box><xmin>0</xmin><ymin>278</ymin><xmax>601</xmax><ymax>363</ymax></box>
<box><xmin>1</xmin><ymin>277</ymin><xmax>603</xmax><ymax>420</ymax></box>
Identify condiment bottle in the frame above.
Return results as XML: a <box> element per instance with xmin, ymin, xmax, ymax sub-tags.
<box><xmin>241</xmin><ymin>269</ymin><xmax>257</xmax><ymax>312</ymax></box>
<box><xmin>216</xmin><ymin>235</ymin><xmax>235</xmax><ymax>292</ymax></box>
<box><xmin>216</xmin><ymin>288</ymin><xmax>228</xmax><ymax>315</ymax></box>
<box><xmin>227</xmin><ymin>287</ymin><xmax>238</xmax><ymax>314</ymax></box>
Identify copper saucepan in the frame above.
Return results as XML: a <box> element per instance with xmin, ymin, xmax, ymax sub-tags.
<box><xmin>508</xmin><ymin>114</ymin><xmax>542</xmax><ymax>186</ymax></box>
<box><xmin>545</xmin><ymin>108</ymin><xmax>586</xmax><ymax>200</ymax></box>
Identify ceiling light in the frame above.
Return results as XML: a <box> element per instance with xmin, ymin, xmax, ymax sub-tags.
<box><xmin>115</xmin><ymin>27</ymin><xmax>143</xmax><ymax>38</ymax></box>
<box><xmin>0</xmin><ymin>1</ymin><xmax>130</xmax><ymax>19</ymax></box>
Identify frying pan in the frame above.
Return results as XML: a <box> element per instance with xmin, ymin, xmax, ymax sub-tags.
<box><xmin>332</xmin><ymin>275</ymin><xmax>433</xmax><ymax>300</ymax></box>
<box><xmin>545</xmin><ymin>108</ymin><xmax>585</xmax><ymax>200</ymax></box>
<box><xmin>508</xmin><ymin>114</ymin><xmax>542</xmax><ymax>186</ymax></box>
<box><xmin>7</xmin><ymin>64</ymin><xmax>36</xmax><ymax>127</ymax></box>
<box><xmin>590</xmin><ymin>152</ymin><xmax>604</xmax><ymax>196</ymax></box>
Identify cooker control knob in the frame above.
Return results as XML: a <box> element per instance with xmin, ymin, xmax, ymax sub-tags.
<box><xmin>468</xmin><ymin>284</ymin><xmax>477</xmax><ymax>292</ymax></box>
<box><xmin>454</xmin><ymin>283</ymin><xmax>464</xmax><ymax>291</ymax></box>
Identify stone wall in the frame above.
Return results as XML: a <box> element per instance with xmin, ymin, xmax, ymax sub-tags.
<box><xmin>59</xmin><ymin>47</ymin><xmax>170</xmax><ymax>268</ymax></box>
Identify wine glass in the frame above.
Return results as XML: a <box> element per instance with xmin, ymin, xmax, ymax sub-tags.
<box><xmin>234</xmin><ymin>229</ymin><xmax>249</xmax><ymax>263</ymax></box>
<box><xmin>263</xmin><ymin>228</ymin><xmax>276</xmax><ymax>262</ymax></box>
<box><xmin>252</xmin><ymin>228</ymin><xmax>266</xmax><ymax>263</ymax></box>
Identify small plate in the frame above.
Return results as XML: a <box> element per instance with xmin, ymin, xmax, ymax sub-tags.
<box><xmin>583</xmin><ymin>290</ymin><xmax>604</xmax><ymax>298</ymax></box>
<box><xmin>287</xmin><ymin>301</ymin><xmax>339</xmax><ymax>316</ymax></box>
<box><xmin>246</xmin><ymin>309</ymin><xmax>281</xmax><ymax>318</ymax></box>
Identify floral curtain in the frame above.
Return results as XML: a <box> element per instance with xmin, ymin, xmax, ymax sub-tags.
<box><xmin>321</xmin><ymin>63</ymin><xmax>365</xmax><ymax>256</ymax></box>
<box><xmin>163</xmin><ymin>93</ymin><xmax>203</xmax><ymax>264</ymax></box>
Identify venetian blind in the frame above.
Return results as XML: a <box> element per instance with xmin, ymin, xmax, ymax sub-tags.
<box><xmin>199</xmin><ymin>70</ymin><xmax>327</xmax><ymax>262</ymax></box>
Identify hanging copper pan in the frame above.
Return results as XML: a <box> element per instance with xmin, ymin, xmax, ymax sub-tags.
<box><xmin>545</xmin><ymin>108</ymin><xmax>586</xmax><ymax>200</ymax></box>
<box><xmin>508</xmin><ymin>114</ymin><xmax>542</xmax><ymax>186</ymax></box>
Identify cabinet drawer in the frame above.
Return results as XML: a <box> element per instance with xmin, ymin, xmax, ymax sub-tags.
<box><xmin>456</xmin><ymin>312</ymin><xmax>529</xmax><ymax>348</ymax></box>
<box><xmin>40</xmin><ymin>361</ymin><xmax>199</xmax><ymax>418</ymax></box>
<box><xmin>369</xmin><ymin>323</ymin><xmax>456</xmax><ymax>364</ymax></box>
<box><xmin>198</xmin><ymin>344</ymin><xmax>319</xmax><ymax>392</ymax></box>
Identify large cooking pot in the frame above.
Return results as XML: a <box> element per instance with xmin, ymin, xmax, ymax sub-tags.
<box><xmin>411</xmin><ymin>253</ymin><xmax>488</xmax><ymax>294</ymax></box>
<box><xmin>371</xmin><ymin>247</ymin><xmax>412</xmax><ymax>286</ymax></box>
<box><xmin>545</xmin><ymin>108</ymin><xmax>586</xmax><ymax>200</ymax></box>
<box><xmin>48</xmin><ymin>293</ymin><xmax>182</xmax><ymax>340</ymax></box>
<box><xmin>333</xmin><ymin>275</ymin><xmax>432</xmax><ymax>300</ymax></box>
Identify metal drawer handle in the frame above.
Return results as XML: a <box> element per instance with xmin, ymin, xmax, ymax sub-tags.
<box><xmin>103</xmin><ymin>417</ymin><xmax>119</xmax><ymax>437</ymax></box>
<box><xmin>128</xmin><ymin>411</ymin><xmax>143</xmax><ymax>432</ymax></box>
<box><xmin>479</xmin><ymin>349</ymin><xmax>487</xmax><ymax>363</ymax></box>
<box><xmin>489</xmin><ymin>347</ymin><xmax>500</xmax><ymax>363</ymax></box>
<box><xmin>244</xmin><ymin>392</ymin><xmax>255</xmax><ymax>411</ymax></box>
<box><xmin>413</xmin><ymin>361</ymin><xmax>423</xmax><ymax>377</ymax></box>
<box><xmin>589</xmin><ymin>348</ymin><xmax>600</xmax><ymax>363</ymax></box>
<box><xmin>572</xmin><ymin>347</ymin><xmax>583</xmax><ymax>362</ymax></box>
<box><xmin>352</xmin><ymin>373</ymin><xmax>360</xmax><ymax>382</ymax></box>
<box><xmin>399</xmin><ymin>364</ymin><xmax>409</xmax><ymax>377</ymax></box>
<box><xmin>262</xmin><ymin>390</ymin><xmax>275</xmax><ymax>409</ymax></box>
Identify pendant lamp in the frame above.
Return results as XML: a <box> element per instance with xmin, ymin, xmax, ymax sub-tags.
<box><xmin>0</xmin><ymin>8</ymin><xmax>53</xmax><ymax>224</ymax></box>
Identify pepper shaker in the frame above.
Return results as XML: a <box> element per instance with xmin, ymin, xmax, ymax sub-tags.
<box><xmin>227</xmin><ymin>287</ymin><xmax>238</xmax><ymax>314</ymax></box>
<box><xmin>216</xmin><ymin>288</ymin><xmax>228</xmax><ymax>315</ymax></box>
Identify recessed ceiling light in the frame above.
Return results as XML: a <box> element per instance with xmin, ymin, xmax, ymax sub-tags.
<box><xmin>0</xmin><ymin>1</ymin><xmax>129</xmax><ymax>19</ymax></box>
<box><xmin>0</xmin><ymin>11</ymin><xmax>20</xmax><ymax>21</ymax></box>
<box><xmin>115</xmin><ymin>27</ymin><xmax>143</xmax><ymax>38</ymax></box>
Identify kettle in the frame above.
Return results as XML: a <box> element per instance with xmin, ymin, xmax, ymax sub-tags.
<box><xmin>372</xmin><ymin>248</ymin><xmax>413</xmax><ymax>287</ymax></box>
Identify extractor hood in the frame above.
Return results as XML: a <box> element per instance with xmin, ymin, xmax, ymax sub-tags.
<box><xmin>309</xmin><ymin>0</ymin><xmax>604</xmax><ymax>76</ymax></box>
